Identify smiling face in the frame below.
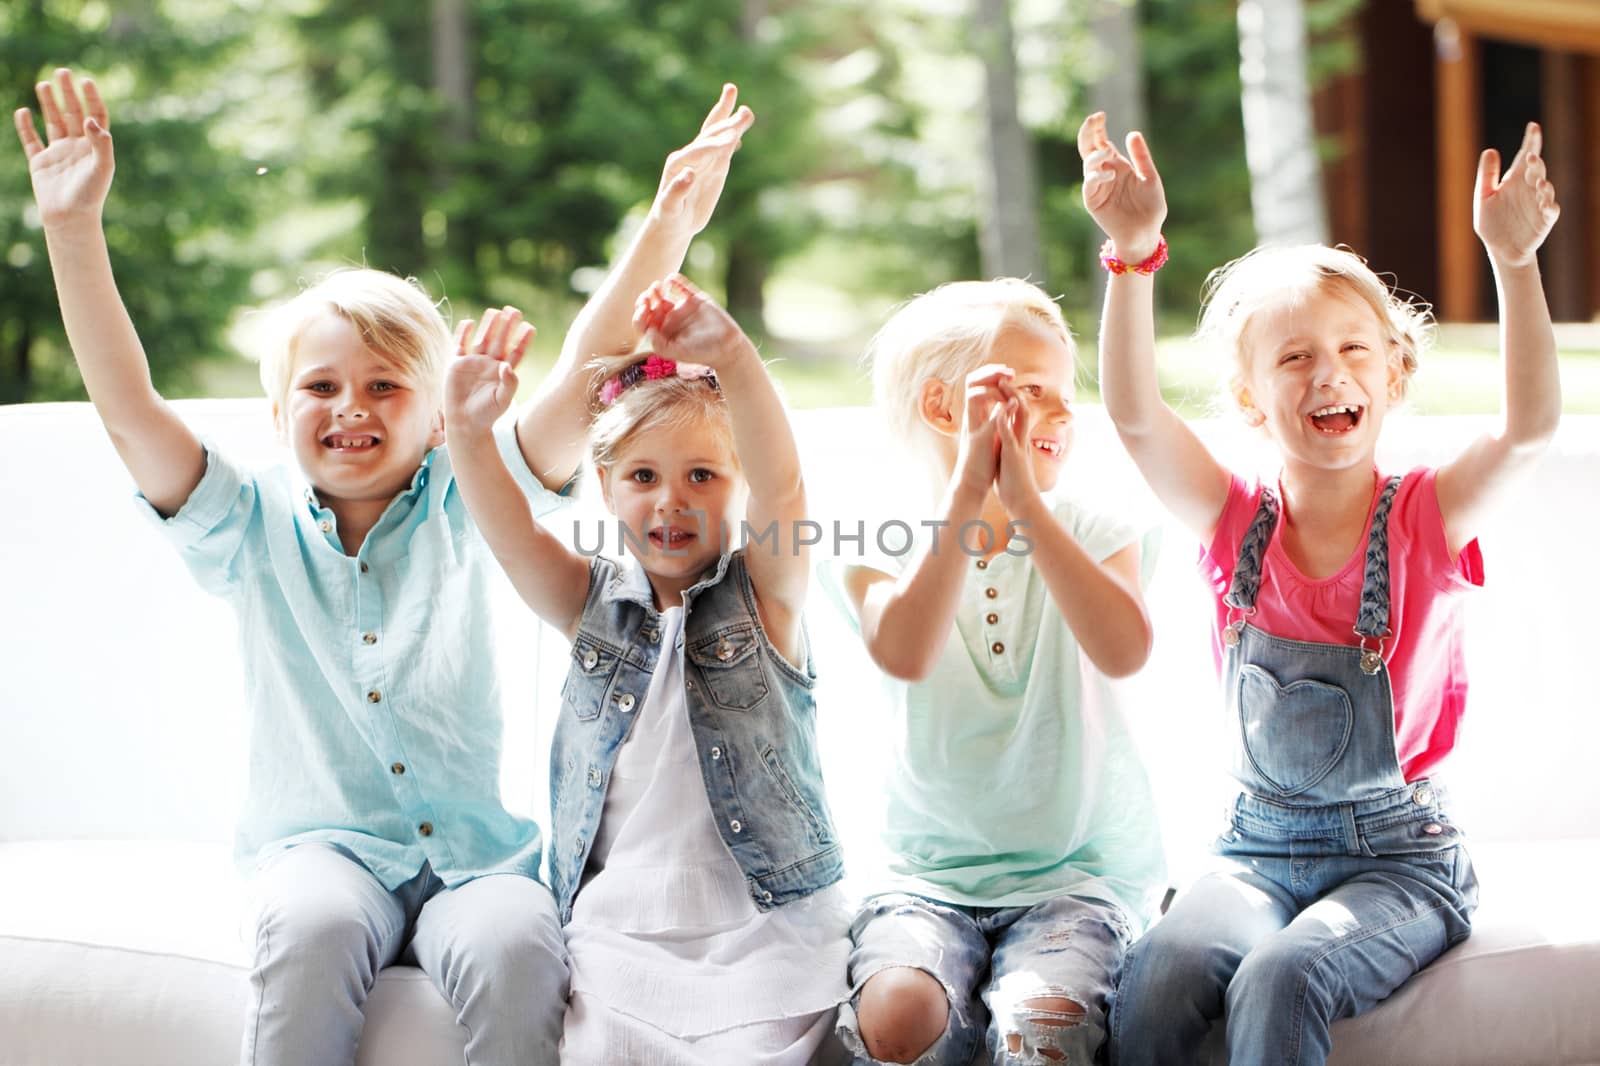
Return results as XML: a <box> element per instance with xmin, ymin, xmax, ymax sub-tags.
<box><xmin>1237</xmin><ymin>282</ymin><xmax>1401</xmax><ymax>475</ymax></box>
<box><xmin>273</xmin><ymin>310</ymin><xmax>444</xmax><ymax>512</ymax></box>
<box><xmin>598</xmin><ymin>412</ymin><xmax>747</xmax><ymax>608</ymax></box>
<box><xmin>992</xmin><ymin>323</ymin><xmax>1077</xmax><ymax>491</ymax></box>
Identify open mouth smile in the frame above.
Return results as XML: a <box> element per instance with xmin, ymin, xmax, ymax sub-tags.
<box><xmin>323</xmin><ymin>434</ymin><xmax>380</xmax><ymax>450</ymax></box>
<box><xmin>1307</xmin><ymin>404</ymin><xmax>1363</xmax><ymax>434</ymax></box>
<box><xmin>1031</xmin><ymin>438</ymin><xmax>1063</xmax><ymax>458</ymax></box>
<box><xmin>648</xmin><ymin>526</ymin><xmax>696</xmax><ymax>549</ymax></box>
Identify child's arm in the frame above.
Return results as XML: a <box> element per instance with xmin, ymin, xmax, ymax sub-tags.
<box><xmin>1436</xmin><ymin>122</ymin><xmax>1562</xmax><ymax>556</ymax></box>
<box><xmin>841</xmin><ymin>368</ymin><xmax>1010</xmax><ymax>682</ymax></box>
<box><xmin>511</xmin><ymin>86</ymin><xmax>754</xmax><ymax>492</ymax></box>
<box><xmin>1079</xmin><ymin>112</ymin><xmax>1231</xmax><ymax>542</ymax></box>
<box><xmin>636</xmin><ymin>275</ymin><xmax>810</xmax><ymax>665</ymax></box>
<box><xmin>992</xmin><ymin>382</ymin><xmax>1152</xmax><ymax>677</ymax></box>
<box><xmin>15</xmin><ymin>69</ymin><xmax>204</xmax><ymax>517</ymax></box>
<box><xmin>446</xmin><ymin>311</ymin><xmax>591</xmax><ymax>638</ymax></box>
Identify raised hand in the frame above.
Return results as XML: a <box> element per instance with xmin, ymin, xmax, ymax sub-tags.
<box><xmin>953</xmin><ymin>365</ymin><xmax>1011</xmax><ymax>498</ymax></box>
<box><xmin>1077</xmin><ymin>111</ymin><xmax>1166</xmax><ymax>263</ymax></box>
<box><xmin>14</xmin><ymin>68</ymin><xmax>114</xmax><ymax>227</ymax></box>
<box><xmin>632</xmin><ymin>274</ymin><xmax>754</xmax><ymax>371</ymax></box>
<box><xmin>1474</xmin><ymin>122</ymin><xmax>1560</xmax><ymax>268</ymax></box>
<box><xmin>446</xmin><ymin>306</ymin><xmax>535</xmax><ymax>435</ymax></box>
<box><xmin>648</xmin><ymin>84</ymin><xmax>755</xmax><ymax>240</ymax></box>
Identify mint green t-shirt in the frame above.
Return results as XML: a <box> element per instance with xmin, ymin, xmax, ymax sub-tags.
<box><xmin>824</xmin><ymin>496</ymin><xmax>1167</xmax><ymax>925</ymax></box>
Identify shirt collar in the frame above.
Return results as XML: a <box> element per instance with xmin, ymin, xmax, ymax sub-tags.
<box><xmin>608</xmin><ymin>551</ymin><xmax>733</xmax><ymax>611</ymax></box>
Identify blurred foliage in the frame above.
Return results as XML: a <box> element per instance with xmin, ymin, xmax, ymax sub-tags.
<box><xmin>4</xmin><ymin>0</ymin><xmax>1367</xmax><ymax>403</ymax></box>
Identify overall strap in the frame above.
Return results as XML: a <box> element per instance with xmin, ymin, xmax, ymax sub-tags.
<box><xmin>1224</xmin><ymin>487</ymin><xmax>1279</xmax><ymax>613</ymax></box>
<box><xmin>1355</xmin><ymin>476</ymin><xmax>1403</xmax><ymax>639</ymax></box>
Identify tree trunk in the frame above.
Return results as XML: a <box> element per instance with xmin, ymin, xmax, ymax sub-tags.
<box><xmin>1238</xmin><ymin>0</ymin><xmax>1328</xmax><ymax>245</ymax></box>
<box><xmin>726</xmin><ymin>238</ymin><xmax>769</xmax><ymax>341</ymax></box>
<box><xmin>1087</xmin><ymin>0</ymin><xmax>1145</xmax><ymax>310</ymax></box>
<box><xmin>972</xmin><ymin>0</ymin><xmax>1043</xmax><ymax>283</ymax></box>
<box><xmin>431</xmin><ymin>0</ymin><xmax>478</xmax><ymax>278</ymax></box>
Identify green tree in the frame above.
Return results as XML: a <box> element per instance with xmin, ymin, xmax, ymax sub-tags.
<box><xmin>2</xmin><ymin>0</ymin><xmax>264</xmax><ymax>403</ymax></box>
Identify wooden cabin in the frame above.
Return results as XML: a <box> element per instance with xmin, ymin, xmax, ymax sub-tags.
<box><xmin>1314</xmin><ymin>0</ymin><xmax>1599</xmax><ymax>321</ymax></box>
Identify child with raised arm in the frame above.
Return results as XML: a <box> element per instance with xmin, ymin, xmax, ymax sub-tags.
<box><xmin>826</xmin><ymin>279</ymin><xmax>1166</xmax><ymax>1066</ymax></box>
<box><xmin>1079</xmin><ymin>111</ymin><xmax>1561</xmax><ymax>1066</ymax></box>
<box><xmin>13</xmin><ymin>69</ymin><xmax>745</xmax><ymax>1065</ymax></box>
<box><xmin>446</xmin><ymin>272</ymin><xmax>849</xmax><ymax>1063</ymax></box>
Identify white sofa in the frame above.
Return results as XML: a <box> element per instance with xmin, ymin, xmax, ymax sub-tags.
<box><xmin>1</xmin><ymin>398</ymin><xmax>1597</xmax><ymax>1065</ymax></box>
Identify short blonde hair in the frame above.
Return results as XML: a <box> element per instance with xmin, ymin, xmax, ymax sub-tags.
<box><xmin>256</xmin><ymin>269</ymin><xmax>452</xmax><ymax>409</ymax></box>
<box><xmin>586</xmin><ymin>348</ymin><xmax>737</xmax><ymax>476</ymax></box>
<box><xmin>868</xmin><ymin>278</ymin><xmax>1075</xmax><ymax>455</ymax></box>
<box><xmin>1197</xmin><ymin>245</ymin><xmax>1432</xmax><ymax>413</ymax></box>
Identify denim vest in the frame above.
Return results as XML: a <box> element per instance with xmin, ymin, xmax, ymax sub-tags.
<box><xmin>547</xmin><ymin>550</ymin><xmax>844</xmax><ymax>923</ymax></box>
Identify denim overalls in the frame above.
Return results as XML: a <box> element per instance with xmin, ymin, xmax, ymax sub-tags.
<box><xmin>1112</xmin><ymin>477</ymin><xmax>1479</xmax><ymax>1066</ymax></box>
<box><xmin>547</xmin><ymin>550</ymin><xmax>844</xmax><ymax>924</ymax></box>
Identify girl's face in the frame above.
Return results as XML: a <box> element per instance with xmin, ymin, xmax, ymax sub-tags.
<box><xmin>274</xmin><ymin>311</ymin><xmax>443</xmax><ymax>511</ymax></box>
<box><xmin>992</xmin><ymin>324</ymin><xmax>1076</xmax><ymax>492</ymax></box>
<box><xmin>1238</xmin><ymin>284</ymin><xmax>1401</xmax><ymax>477</ymax></box>
<box><xmin>598</xmin><ymin>412</ymin><xmax>746</xmax><ymax>608</ymax></box>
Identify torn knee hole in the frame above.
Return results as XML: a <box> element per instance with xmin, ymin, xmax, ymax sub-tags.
<box><xmin>1004</xmin><ymin>997</ymin><xmax>1086</xmax><ymax>1060</ymax></box>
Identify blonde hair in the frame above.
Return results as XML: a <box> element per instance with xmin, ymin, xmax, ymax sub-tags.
<box><xmin>256</xmin><ymin>269</ymin><xmax>452</xmax><ymax>409</ymax></box>
<box><xmin>868</xmin><ymin>278</ymin><xmax>1075</xmax><ymax>456</ymax></box>
<box><xmin>586</xmin><ymin>347</ymin><xmax>737</xmax><ymax>475</ymax></box>
<box><xmin>1197</xmin><ymin>245</ymin><xmax>1432</xmax><ymax>414</ymax></box>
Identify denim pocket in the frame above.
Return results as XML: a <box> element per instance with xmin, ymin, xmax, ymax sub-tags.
<box><xmin>687</xmin><ymin>624</ymin><xmax>769</xmax><ymax>711</ymax></box>
<box><xmin>562</xmin><ymin>636</ymin><xmax>620</xmax><ymax>721</ymax></box>
<box><xmin>1237</xmin><ymin>664</ymin><xmax>1353</xmax><ymax>797</ymax></box>
<box><xmin>760</xmin><ymin>745</ymin><xmax>833</xmax><ymax>846</ymax></box>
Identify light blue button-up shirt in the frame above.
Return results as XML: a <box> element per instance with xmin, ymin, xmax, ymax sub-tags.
<box><xmin>143</xmin><ymin>420</ymin><xmax>564</xmax><ymax>890</ymax></box>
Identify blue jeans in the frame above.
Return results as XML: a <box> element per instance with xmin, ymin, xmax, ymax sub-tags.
<box><xmin>240</xmin><ymin>844</ymin><xmax>569</xmax><ymax>1066</ymax></box>
<box><xmin>838</xmin><ymin>891</ymin><xmax>1133</xmax><ymax>1065</ymax></box>
<box><xmin>1110</xmin><ymin>785</ymin><xmax>1476</xmax><ymax>1066</ymax></box>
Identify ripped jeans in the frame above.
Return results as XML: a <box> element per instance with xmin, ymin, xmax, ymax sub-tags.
<box><xmin>837</xmin><ymin>891</ymin><xmax>1132</xmax><ymax>1065</ymax></box>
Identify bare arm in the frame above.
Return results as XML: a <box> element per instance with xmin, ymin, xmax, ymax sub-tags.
<box><xmin>447</xmin><ymin>313</ymin><xmax>590</xmax><ymax>637</ymax></box>
<box><xmin>1079</xmin><ymin>111</ymin><xmax>1230</xmax><ymax>541</ymax></box>
<box><xmin>16</xmin><ymin>69</ymin><xmax>202</xmax><ymax>516</ymax></box>
<box><xmin>1436</xmin><ymin>122</ymin><xmax>1563</xmax><ymax>556</ymax></box>
<box><xmin>842</xmin><ymin>368</ymin><xmax>1010</xmax><ymax>681</ymax></box>
<box><xmin>514</xmin><ymin>86</ymin><xmax>754</xmax><ymax>491</ymax></box>
<box><xmin>636</xmin><ymin>275</ymin><xmax>808</xmax><ymax>662</ymax></box>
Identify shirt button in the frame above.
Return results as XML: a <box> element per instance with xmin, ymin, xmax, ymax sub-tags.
<box><xmin>618</xmin><ymin>693</ymin><xmax>636</xmax><ymax>712</ymax></box>
<box><xmin>976</xmin><ymin>559</ymin><xmax>988</xmax><ymax>570</ymax></box>
<box><xmin>710</xmin><ymin>746</ymin><xmax>722</xmax><ymax>760</ymax></box>
<box><xmin>729</xmin><ymin>819</ymin><xmax>742</xmax><ymax>834</ymax></box>
<box><xmin>716</xmin><ymin>640</ymin><xmax>734</xmax><ymax>661</ymax></box>
<box><xmin>762</xmin><ymin>890</ymin><xmax>774</xmax><ymax>903</ymax></box>
<box><xmin>984</xmin><ymin>587</ymin><xmax>998</xmax><ymax>599</ymax></box>
<box><xmin>418</xmin><ymin>822</ymin><xmax>433</xmax><ymax>837</ymax></box>
<box><xmin>644</xmin><ymin>628</ymin><xmax>658</xmax><ymax>642</ymax></box>
<box><xmin>986</xmin><ymin>612</ymin><xmax>999</xmax><ymax>625</ymax></box>
<box><xmin>1423</xmin><ymin>823</ymin><xmax>1444</xmax><ymax>835</ymax></box>
<box><xmin>318</xmin><ymin>519</ymin><xmax>333</xmax><ymax>533</ymax></box>
<box><xmin>359</xmin><ymin>561</ymin><xmax>369</xmax><ymax>574</ymax></box>
<box><xmin>582</xmin><ymin>649</ymin><xmax>599</xmax><ymax>670</ymax></box>
<box><xmin>587</xmin><ymin>767</ymin><xmax>602</xmax><ymax>787</ymax></box>
<box><xmin>367</xmin><ymin>690</ymin><xmax>382</xmax><ymax>704</ymax></box>
<box><xmin>1414</xmin><ymin>787</ymin><xmax>1434</xmax><ymax>806</ymax></box>
<box><xmin>991</xmin><ymin>641</ymin><xmax>1005</xmax><ymax>655</ymax></box>
<box><xmin>390</xmin><ymin>762</ymin><xmax>405</xmax><ymax>775</ymax></box>
<box><xmin>362</xmin><ymin>632</ymin><xmax>377</xmax><ymax>645</ymax></box>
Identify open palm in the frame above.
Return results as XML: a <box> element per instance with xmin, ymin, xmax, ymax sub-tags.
<box><xmin>14</xmin><ymin>69</ymin><xmax>114</xmax><ymax>226</ymax></box>
<box><xmin>1077</xmin><ymin>111</ymin><xmax>1166</xmax><ymax>256</ymax></box>
<box><xmin>1474</xmin><ymin>122</ymin><xmax>1560</xmax><ymax>268</ymax></box>
<box><xmin>650</xmin><ymin>84</ymin><xmax>754</xmax><ymax>239</ymax></box>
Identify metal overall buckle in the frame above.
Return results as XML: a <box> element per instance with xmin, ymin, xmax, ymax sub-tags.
<box><xmin>1222</xmin><ymin>606</ymin><xmax>1256</xmax><ymax>647</ymax></box>
<box><xmin>1354</xmin><ymin>627</ymin><xmax>1389</xmax><ymax>676</ymax></box>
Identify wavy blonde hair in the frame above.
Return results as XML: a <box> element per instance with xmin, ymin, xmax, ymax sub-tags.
<box><xmin>1197</xmin><ymin>245</ymin><xmax>1433</xmax><ymax>414</ymax></box>
<box><xmin>256</xmin><ymin>269</ymin><xmax>451</xmax><ymax>410</ymax></box>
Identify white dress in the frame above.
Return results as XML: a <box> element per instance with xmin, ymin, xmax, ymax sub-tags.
<box><xmin>559</xmin><ymin>606</ymin><xmax>851</xmax><ymax>1066</ymax></box>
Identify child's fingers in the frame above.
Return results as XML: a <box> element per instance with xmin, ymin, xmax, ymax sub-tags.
<box><xmin>657</xmin><ymin>166</ymin><xmax>696</xmax><ymax>212</ymax></box>
<box><xmin>700</xmin><ymin>83</ymin><xmax>738</xmax><ymax>134</ymax></box>
<box><xmin>14</xmin><ymin>108</ymin><xmax>44</xmax><ymax>159</ymax></box>
<box><xmin>1474</xmin><ymin>148</ymin><xmax>1500</xmax><ymax>203</ymax></box>
<box><xmin>1513</xmin><ymin>121</ymin><xmax>1541</xmax><ymax>170</ymax></box>
<box><xmin>453</xmin><ymin>318</ymin><xmax>476</xmax><ymax>354</ymax></box>
<box><xmin>1076</xmin><ymin>111</ymin><xmax>1108</xmax><ymax>160</ymax></box>
<box><xmin>54</xmin><ymin>69</ymin><xmax>85</xmax><ymax>137</ymax></box>
<box><xmin>507</xmin><ymin>321</ymin><xmax>535</xmax><ymax>370</ymax></box>
<box><xmin>35</xmin><ymin>81</ymin><xmax>65</xmax><ymax>142</ymax></box>
<box><xmin>81</xmin><ymin>78</ymin><xmax>109</xmax><ymax>132</ymax></box>
<box><xmin>481</xmin><ymin>306</ymin><xmax>520</xmax><ymax>359</ymax></box>
<box><xmin>1126</xmin><ymin>130</ymin><xmax>1158</xmax><ymax>184</ymax></box>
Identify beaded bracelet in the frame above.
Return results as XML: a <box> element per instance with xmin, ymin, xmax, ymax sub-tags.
<box><xmin>1099</xmin><ymin>235</ymin><xmax>1169</xmax><ymax>276</ymax></box>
